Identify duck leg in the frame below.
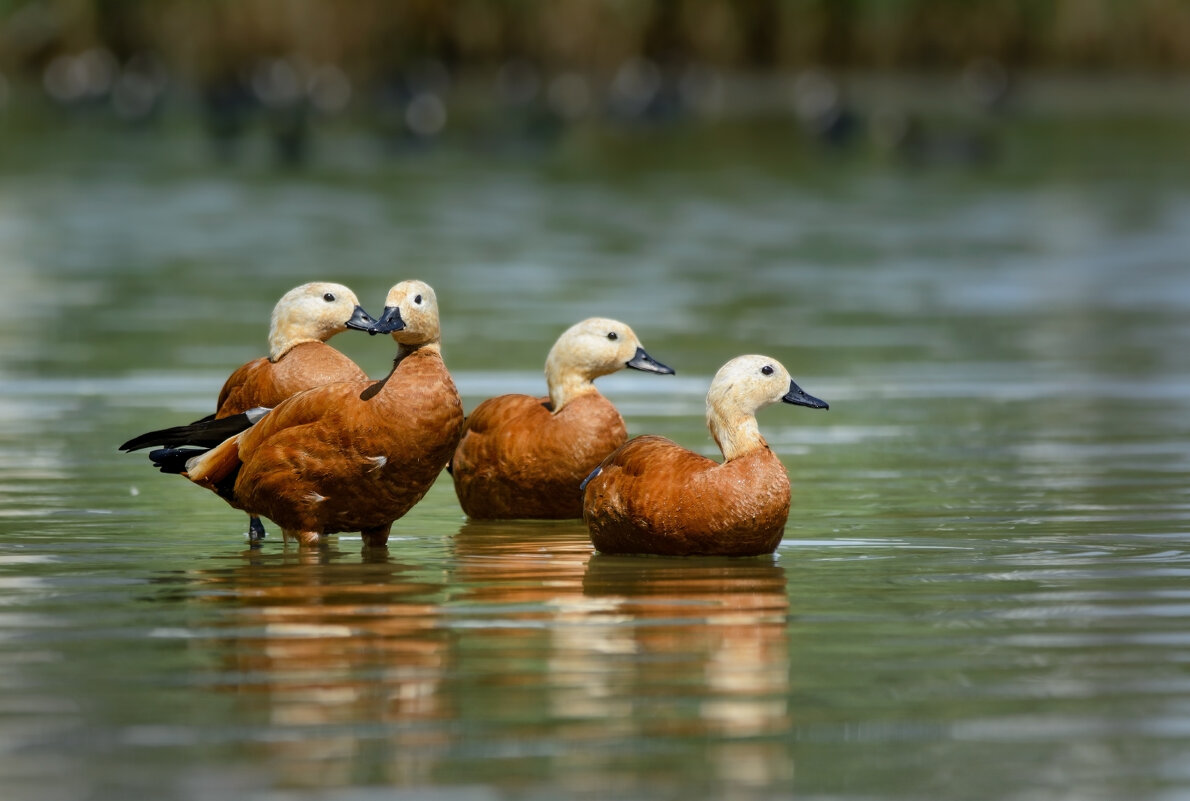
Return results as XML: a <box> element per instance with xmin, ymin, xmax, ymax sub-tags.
<box><xmin>361</xmin><ymin>524</ymin><xmax>391</xmax><ymax>548</ymax></box>
<box><xmin>247</xmin><ymin>515</ymin><xmax>267</xmax><ymax>542</ymax></box>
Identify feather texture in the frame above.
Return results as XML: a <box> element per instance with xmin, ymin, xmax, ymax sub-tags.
<box><xmin>449</xmin><ymin>317</ymin><xmax>671</xmax><ymax>520</ymax></box>
<box><xmin>232</xmin><ymin>346</ymin><xmax>463</xmax><ymax>540</ymax></box>
<box><xmin>583</xmin><ymin>436</ymin><xmax>791</xmax><ymax>556</ymax></box>
<box><xmin>120</xmin><ymin>281</ymin><xmax>375</xmax><ymax>541</ymax></box>
<box><xmin>582</xmin><ymin>355</ymin><xmax>827</xmax><ymax>556</ymax></box>
<box><xmin>212</xmin><ymin>341</ymin><xmax>366</xmax><ymax>418</ymax></box>
<box><xmin>452</xmin><ymin>393</ymin><xmax>628</xmax><ymax>518</ymax></box>
<box><xmin>148</xmin><ymin>280</ymin><xmax>463</xmax><ymax>547</ymax></box>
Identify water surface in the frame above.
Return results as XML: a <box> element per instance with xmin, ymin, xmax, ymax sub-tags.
<box><xmin>1</xmin><ymin>113</ymin><xmax>1189</xmax><ymax>800</ymax></box>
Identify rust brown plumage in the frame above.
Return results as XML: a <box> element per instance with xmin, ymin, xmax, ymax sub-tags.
<box><xmin>453</xmin><ymin>393</ymin><xmax>627</xmax><ymax>518</ymax></box>
<box><xmin>583</xmin><ymin>355</ymin><xmax>828</xmax><ymax>557</ymax></box>
<box><xmin>121</xmin><ymin>281</ymin><xmax>376</xmax><ymax>541</ymax></box>
<box><xmin>213</xmin><ymin>341</ymin><xmax>366</xmax><ymax>418</ymax></box>
<box><xmin>216</xmin><ymin>281</ymin><xmax>376</xmax><ymax>417</ymax></box>
<box><xmin>450</xmin><ymin>318</ymin><xmax>673</xmax><ymax>519</ymax></box>
<box><xmin>184</xmin><ymin>280</ymin><xmax>463</xmax><ymax>548</ymax></box>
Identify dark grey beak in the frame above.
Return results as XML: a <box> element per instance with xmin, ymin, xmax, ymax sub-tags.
<box><xmin>782</xmin><ymin>380</ymin><xmax>828</xmax><ymax>410</ymax></box>
<box><xmin>369</xmin><ymin>305</ymin><xmax>406</xmax><ymax>335</ymax></box>
<box><xmin>626</xmin><ymin>347</ymin><xmax>675</xmax><ymax>375</ymax></box>
<box><xmin>344</xmin><ymin>305</ymin><xmax>378</xmax><ymax>332</ymax></box>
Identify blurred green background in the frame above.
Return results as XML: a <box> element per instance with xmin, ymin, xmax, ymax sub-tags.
<box><xmin>3</xmin><ymin>0</ymin><xmax>1189</xmax><ymax>156</ymax></box>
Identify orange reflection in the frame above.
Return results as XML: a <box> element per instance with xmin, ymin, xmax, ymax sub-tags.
<box><xmin>453</xmin><ymin>521</ymin><xmax>793</xmax><ymax>756</ymax></box>
<box><xmin>182</xmin><ymin>544</ymin><xmax>452</xmax><ymax>787</ymax></box>
<box><xmin>451</xmin><ymin>519</ymin><xmax>595</xmax><ymax>604</ymax></box>
<box><xmin>580</xmin><ymin>553</ymin><xmax>792</xmax><ymax>739</ymax></box>
<box><xmin>179</xmin><ymin>526</ymin><xmax>795</xmax><ymax>791</ymax></box>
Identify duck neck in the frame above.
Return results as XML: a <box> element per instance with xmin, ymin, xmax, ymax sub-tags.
<box><xmin>546</xmin><ymin>360</ymin><xmax>599</xmax><ymax>412</ymax></box>
<box><xmin>394</xmin><ymin>340</ymin><xmax>441</xmax><ymax>366</ymax></box>
<box><xmin>268</xmin><ymin>334</ymin><xmax>320</xmax><ymax>362</ymax></box>
<box><xmin>707</xmin><ymin>405</ymin><xmax>767</xmax><ymax>462</ymax></box>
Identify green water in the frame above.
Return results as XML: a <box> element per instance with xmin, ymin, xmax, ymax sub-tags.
<box><xmin>1</xmin><ymin>112</ymin><xmax>1189</xmax><ymax>800</ymax></box>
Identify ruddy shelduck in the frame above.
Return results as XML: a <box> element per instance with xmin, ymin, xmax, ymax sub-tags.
<box><xmin>211</xmin><ymin>281</ymin><xmax>376</xmax><ymax>417</ymax></box>
<box><xmin>149</xmin><ymin>280</ymin><xmax>464</xmax><ymax>548</ymax></box>
<box><xmin>120</xmin><ymin>281</ymin><xmax>376</xmax><ymax>540</ymax></box>
<box><xmin>581</xmin><ymin>355</ymin><xmax>828</xmax><ymax>556</ymax></box>
<box><xmin>450</xmin><ymin>317</ymin><xmax>674</xmax><ymax>519</ymax></box>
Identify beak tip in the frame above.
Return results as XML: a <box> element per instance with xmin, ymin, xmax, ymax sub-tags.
<box><xmin>369</xmin><ymin>305</ymin><xmax>406</xmax><ymax>335</ymax></box>
<box><xmin>626</xmin><ymin>347</ymin><xmax>674</xmax><ymax>375</ymax></box>
<box><xmin>782</xmin><ymin>382</ymin><xmax>829</xmax><ymax>410</ymax></box>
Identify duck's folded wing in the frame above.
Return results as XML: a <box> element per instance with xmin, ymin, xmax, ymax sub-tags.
<box><xmin>605</xmin><ymin>435</ymin><xmax>714</xmax><ymax>478</ymax></box>
<box><xmin>455</xmin><ymin>395</ymin><xmax>545</xmax><ymax>463</ymax></box>
<box><xmin>584</xmin><ymin>435</ymin><xmax>717</xmax><ymax>520</ymax></box>
<box><xmin>215</xmin><ymin>358</ymin><xmax>269</xmax><ymax>416</ymax></box>
<box><xmin>235</xmin><ymin>380</ymin><xmax>370</xmax><ymax>454</ymax></box>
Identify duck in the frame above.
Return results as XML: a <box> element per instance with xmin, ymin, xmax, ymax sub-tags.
<box><xmin>210</xmin><ymin>281</ymin><xmax>376</xmax><ymax>417</ymax></box>
<box><xmin>450</xmin><ymin>317</ymin><xmax>674</xmax><ymax>519</ymax></box>
<box><xmin>581</xmin><ymin>355</ymin><xmax>828</xmax><ymax>556</ymax></box>
<box><xmin>120</xmin><ymin>281</ymin><xmax>377</xmax><ymax>541</ymax></box>
<box><xmin>148</xmin><ymin>279</ymin><xmax>464</xmax><ymax>548</ymax></box>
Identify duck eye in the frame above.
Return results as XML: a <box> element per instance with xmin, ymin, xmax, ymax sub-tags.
<box><xmin>323</xmin><ymin>293</ymin><xmax>336</xmax><ymax>302</ymax></box>
<box><xmin>761</xmin><ymin>365</ymin><xmax>774</xmax><ymax>376</ymax></box>
<box><xmin>607</xmin><ymin>332</ymin><xmax>618</xmax><ymax>341</ymax></box>
<box><xmin>414</xmin><ymin>295</ymin><xmax>423</xmax><ymax>305</ymax></box>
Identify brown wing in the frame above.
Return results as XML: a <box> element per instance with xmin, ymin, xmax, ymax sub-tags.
<box><xmin>585</xmin><ymin>438</ymin><xmax>791</xmax><ymax>556</ymax></box>
<box><xmin>235</xmin><ymin>379</ymin><xmax>369</xmax><ymax>458</ymax></box>
<box><xmin>583</xmin><ymin>435</ymin><xmax>714</xmax><ymax>553</ymax></box>
<box><xmin>215</xmin><ymin>358</ymin><xmax>270</xmax><ymax>417</ymax></box>
<box><xmin>214</xmin><ymin>343</ymin><xmax>367</xmax><ymax>418</ymax></box>
<box><xmin>453</xmin><ymin>394</ymin><xmax>551</xmax><ymax>478</ymax></box>
<box><xmin>589</xmin><ymin>434</ymin><xmax>716</xmax><ymax>509</ymax></box>
<box><xmin>232</xmin><ymin>349</ymin><xmax>464</xmax><ymax>534</ymax></box>
<box><xmin>181</xmin><ymin>379</ymin><xmax>372</xmax><ymax>505</ymax></box>
<box><xmin>452</xmin><ymin>392</ymin><xmax>627</xmax><ymax>518</ymax></box>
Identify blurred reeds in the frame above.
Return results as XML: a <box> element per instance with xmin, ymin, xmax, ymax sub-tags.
<box><xmin>3</xmin><ymin>0</ymin><xmax>1190</xmax><ymax>82</ymax></box>
<box><xmin>2</xmin><ymin>0</ymin><xmax>1187</xmax><ymax>166</ymax></box>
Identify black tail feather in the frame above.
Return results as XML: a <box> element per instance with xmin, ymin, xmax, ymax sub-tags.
<box><xmin>149</xmin><ymin>447</ymin><xmax>208</xmax><ymax>474</ymax></box>
<box><xmin>120</xmin><ymin>408</ymin><xmax>267</xmax><ymax>452</ymax></box>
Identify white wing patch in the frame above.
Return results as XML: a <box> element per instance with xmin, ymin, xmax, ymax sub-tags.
<box><xmin>306</xmin><ymin>492</ymin><xmax>327</xmax><ymax>504</ymax></box>
<box><xmin>366</xmin><ymin>455</ymin><xmax>387</xmax><ymax>471</ymax></box>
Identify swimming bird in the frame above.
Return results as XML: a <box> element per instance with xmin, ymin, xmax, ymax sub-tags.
<box><xmin>581</xmin><ymin>355</ymin><xmax>828</xmax><ymax>556</ymax></box>
<box><xmin>120</xmin><ymin>281</ymin><xmax>377</xmax><ymax>541</ymax></box>
<box><xmin>151</xmin><ymin>280</ymin><xmax>463</xmax><ymax>549</ymax></box>
<box><xmin>450</xmin><ymin>318</ymin><xmax>674</xmax><ymax>519</ymax></box>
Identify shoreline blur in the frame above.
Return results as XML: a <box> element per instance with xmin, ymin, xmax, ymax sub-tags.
<box><xmin>2</xmin><ymin>1</ymin><xmax>1190</xmax><ymax>155</ymax></box>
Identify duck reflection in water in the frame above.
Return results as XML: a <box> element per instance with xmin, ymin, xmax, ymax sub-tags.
<box><xmin>176</xmin><ymin>550</ymin><xmax>454</xmax><ymax>787</ymax></box>
<box><xmin>581</xmin><ymin>553</ymin><xmax>792</xmax><ymax>736</ymax></box>
<box><xmin>453</xmin><ymin>521</ymin><xmax>793</xmax><ymax>787</ymax></box>
<box><xmin>169</xmin><ymin>526</ymin><xmax>794</xmax><ymax>792</ymax></box>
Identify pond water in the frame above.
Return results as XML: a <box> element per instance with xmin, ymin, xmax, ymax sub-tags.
<box><xmin>1</xmin><ymin>107</ymin><xmax>1190</xmax><ymax>800</ymax></box>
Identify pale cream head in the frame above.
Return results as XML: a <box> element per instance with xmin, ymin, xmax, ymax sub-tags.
<box><xmin>380</xmin><ymin>279</ymin><xmax>441</xmax><ymax>352</ymax></box>
<box><xmin>706</xmin><ymin>354</ymin><xmax>826</xmax><ymax>461</ymax></box>
<box><xmin>544</xmin><ymin>317</ymin><xmax>672</xmax><ymax>411</ymax></box>
<box><xmin>267</xmin><ymin>282</ymin><xmax>364</xmax><ymax>361</ymax></box>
